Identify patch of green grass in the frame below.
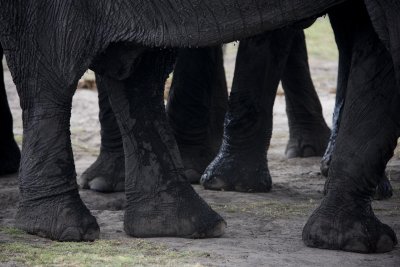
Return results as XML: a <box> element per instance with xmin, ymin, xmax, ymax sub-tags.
<box><xmin>304</xmin><ymin>17</ymin><xmax>338</xmax><ymax>61</ymax></box>
<box><xmin>0</xmin><ymin>239</ymin><xmax>206</xmax><ymax>267</ymax></box>
<box><xmin>0</xmin><ymin>227</ymin><xmax>26</xmax><ymax>237</ymax></box>
<box><xmin>211</xmin><ymin>199</ymin><xmax>317</xmax><ymax>219</ymax></box>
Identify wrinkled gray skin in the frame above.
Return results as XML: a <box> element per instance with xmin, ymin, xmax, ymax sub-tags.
<box><xmin>2</xmin><ymin>39</ymin><xmax>391</xmax><ymax>199</ymax></box>
<box><xmin>79</xmin><ymin>31</ymin><xmax>331</xmax><ymax>192</ymax></box>
<box><xmin>320</xmin><ymin>59</ymin><xmax>394</xmax><ymax>200</ymax></box>
<box><xmin>1</xmin><ymin>0</ymin><xmax>399</xmax><ymax>254</ymax></box>
<box><xmin>79</xmin><ymin>45</ymin><xmax>229</xmax><ymax>191</ymax></box>
<box><xmin>303</xmin><ymin>0</ymin><xmax>399</xmax><ymax>253</ymax></box>
<box><xmin>319</xmin><ymin>42</ymin><xmax>394</xmax><ymax>200</ymax></box>
<box><xmin>200</xmin><ymin>29</ymin><xmax>331</xmax><ymax>192</ymax></box>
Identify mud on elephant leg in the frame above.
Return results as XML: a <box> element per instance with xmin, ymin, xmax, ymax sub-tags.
<box><xmin>0</xmin><ymin>46</ymin><xmax>20</xmax><ymax>176</ymax></box>
<box><xmin>78</xmin><ymin>76</ymin><xmax>125</xmax><ymax>192</ymax></box>
<box><xmin>201</xmin><ymin>30</ymin><xmax>296</xmax><ymax>192</ymax></box>
<box><xmin>12</xmin><ymin>67</ymin><xmax>99</xmax><ymax>241</ymax></box>
<box><xmin>101</xmin><ymin>48</ymin><xmax>225</xmax><ymax>238</ymax></box>
<box><xmin>303</xmin><ymin>1</ymin><xmax>398</xmax><ymax>253</ymax></box>
<box><xmin>282</xmin><ymin>31</ymin><xmax>330</xmax><ymax>159</ymax></box>
<box><xmin>167</xmin><ymin>46</ymin><xmax>228</xmax><ymax>183</ymax></box>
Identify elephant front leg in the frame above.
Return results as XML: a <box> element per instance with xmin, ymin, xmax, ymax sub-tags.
<box><xmin>201</xmin><ymin>30</ymin><xmax>295</xmax><ymax>192</ymax></box>
<box><xmin>0</xmin><ymin>46</ymin><xmax>20</xmax><ymax>176</ymax></box>
<box><xmin>303</xmin><ymin>1</ymin><xmax>398</xmax><ymax>253</ymax></box>
<box><xmin>14</xmin><ymin>81</ymin><xmax>99</xmax><ymax>241</ymax></box>
<box><xmin>78</xmin><ymin>75</ymin><xmax>125</xmax><ymax>192</ymax></box>
<box><xmin>102</xmin><ymin>50</ymin><xmax>225</xmax><ymax>238</ymax></box>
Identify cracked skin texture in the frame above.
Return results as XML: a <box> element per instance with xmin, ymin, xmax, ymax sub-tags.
<box><xmin>0</xmin><ymin>0</ymin><xmax>399</xmax><ymax>254</ymax></box>
<box><xmin>87</xmin><ymin>33</ymin><xmax>330</xmax><ymax>189</ymax></box>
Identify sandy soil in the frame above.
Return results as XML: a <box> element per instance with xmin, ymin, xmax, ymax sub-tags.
<box><xmin>1</xmin><ymin>51</ymin><xmax>399</xmax><ymax>266</ymax></box>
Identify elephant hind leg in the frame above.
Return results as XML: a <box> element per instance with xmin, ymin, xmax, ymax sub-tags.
<box><xmin>78</xmin><ymin>74</ymin><xmax>125</xmax><ymax>192</ymax></box>
<box><xmin>282</xmin><ymin>30</ymin><xmax>330</xmax><ymax>159</ymax></box>
<box><xmin>101</xmin><ymin>48</ymin><xmax>225</xmax><ymax>238</ymax></box>
<box><xmin>303</xmin><ymin>0</ymin><xmax>398</xmax><ymax>253</ymax></box>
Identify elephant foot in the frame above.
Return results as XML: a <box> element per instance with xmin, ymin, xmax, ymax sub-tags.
<box><xmin>0</xmin><ymin>139</ymin><xmax>21</xmax><ymax>176</ymax></box>
<box><xmin>16</xmin><ymin>191</ymin><xmax>100</xmax><ymax>241</ymax></box>
<box><xmin>124</xmin><ymin>181</ymin><xmax>226</xmax><ymax>238</ymax></box>
<box><xmin>200</xmin><ymin>152</ymin><xmax>271</xmax><ymax>192</ymax></box>
<box><xmin>303</xmin><ymin>194</ymin><xmax>398</xmax><ymax>253</ymax></box>
<box><xmin>374</xmin><ymin>175</ymin><xmax>393</xmax><ymax>200</ymax></box>
<box><xmin>178</xmin><ymin>144</ymin><xmax>215</xmax><ymax>184</ymax></box>
<box><xmin>78</xmin><ymin>149</ymin><xmax>125</xmax><ymax>192</ymax></box>
<box><xmin>285</xmin><ymin>125</ymin><xmax>330</xmax><ymax>158</ymax></box>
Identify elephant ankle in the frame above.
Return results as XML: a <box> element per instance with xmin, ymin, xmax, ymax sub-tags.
<box><xmin>303</xmin><ymin>194</ymin><xmax>397</xmax><ymax>253</ymax></box>
<box><xmin>201</xmin><ymin>150</ymin><xmax>271</xmax><ymax>192</ymax></box>
<box><xmin>178</xmin><ymin>143</ymin><xmax>216</xmax><ymax>183</ymax></box>
<box><xmin>78</xmin><ymin>149</ymin><xmax>125</xmax><ymax>192</ymax></box>
<box><xmin>124</xmin><ymin>181</ymin><xmax>226</xmax><ymax>238</ymax></box>
<box><xmin>16</xmin><ymin>191</ymin><xmax>99</xmax><ymax>241</ymax></box>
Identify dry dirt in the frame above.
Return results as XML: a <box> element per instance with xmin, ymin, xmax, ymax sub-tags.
<box><xmin>1</xmin><ymin>48</ymin><xmax>399</xmax><ymax>266</ymax></box>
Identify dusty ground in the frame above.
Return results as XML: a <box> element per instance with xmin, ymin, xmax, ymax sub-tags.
<box><xmin>1</xmin><ymin>20</ymin><xmax>400</xmax><ymax>266</ymax></box>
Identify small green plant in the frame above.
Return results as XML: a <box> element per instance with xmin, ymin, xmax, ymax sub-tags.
<box><xmin>0</xmin><ymin>227</ymin><xmax>26</xmax><ymax>237</ymax></box>
<box><xmin>0</xmin><ymin>239</ymin><xmax>207</xmax><ymax>267</ymax></box>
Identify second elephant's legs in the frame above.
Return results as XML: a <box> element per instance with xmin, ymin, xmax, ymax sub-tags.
<box><xmin>78</xmin><ymin>74</ymin><xmax>125</xmax><ymax>192</ymax></box>
<box><xmin>167</xmin><ymin>47</ymin><xmax>228</xmax><ymax>183</ymax></box>
<box><xmin>84</xmin><ymin>32</ymin><xmax>331</xmax><ymax>192</ymax></box>
<box><xmin>201</xmin><ymin>29</ymin><xmax>331</xmax><ymax>192</ymax></box>
<box><xmin>282</xmin><ymin>32</ymin><xmax>331</xmax><ymax>158</ymax></box>
<box><xmin>201</xmin><ymin>30</ymin><xmax>295</xmax><ymax>192</ymax></box>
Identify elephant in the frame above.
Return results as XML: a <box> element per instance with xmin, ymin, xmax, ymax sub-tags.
<box><xmin>1</xmin><ymin>0</ymin><xmax>399</xmax><ymax>254</ymax></box>
<box><xmin>79</xmin><ymin>29</ymin><xmax>331</xmax><ymax>192</ymax></box>
<box><xmin>1</xmin><ymin>32</ymin><xmax>391</xmax><ymax>199</ymax></box>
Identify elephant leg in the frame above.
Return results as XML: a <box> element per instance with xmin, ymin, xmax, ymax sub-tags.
<box><xmin>12</xmin><ymin>58</ymin><xmax>99</xmax><ymax>241</ymax></box>
<box><xmin>303</xmin><ymin>0</ymin><xmax>398</xmax><ymax>253</ymax></box>
<box><xmin>282</xmin><ymin>31</ymin><xmax>331</xmax><ymax>159</ymax></box>
<box><xmin>167</xmin><ymin>46</ymin><xmax>228</xmax><ymax>183</ymax></box>
<box><xmin>320</xmin><ymin>3</ymin><xmax>393</xmax><ymax>200</ymax></box>
<box><xmin>320</xmin><ymin>6</ymin><xmax>355</xmax><ymax>178</ymax></box>
<box><xmin>322</xmin><ymin>104</ymin><xmax>393</xmax><ymax>200</ymax></box>
<box><xmin>0</xmin><ymin>45</ymin><xmax>21</xmax><ymax>176</ymax></box>
<box><xmin>201</xmin><ymin>30</ymin><xmax>295</xmax><ymax>192</ymax></box>
<box><xmin>101</xmin><ymin>49</ymin><xmax>225</xmax><ymax>237</ymax></box>
<box><xmin>78</xmin><ymin>76</ymin><xmax>125</xmax><ymax>192</ymax></box>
